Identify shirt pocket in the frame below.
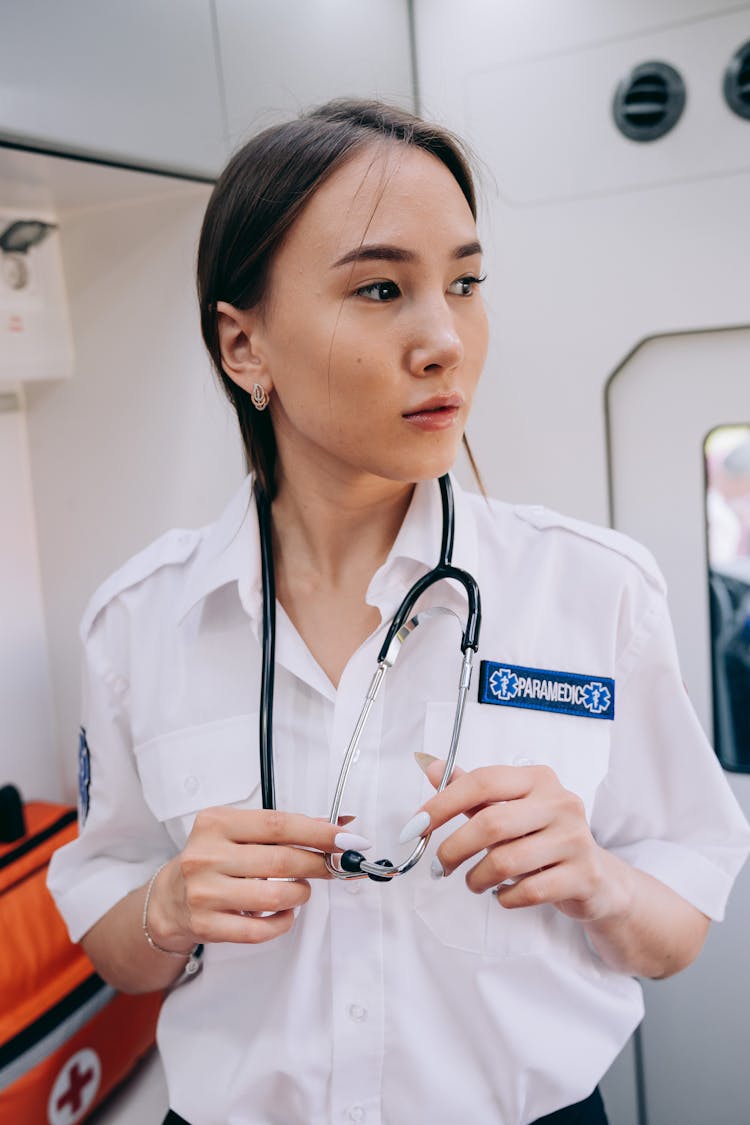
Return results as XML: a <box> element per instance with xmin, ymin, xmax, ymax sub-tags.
<box><xmin>413</xmin><ymin>700</ymin><xmax>611</xmax><ymax>958</ymax></box>
<box><xmin>134</xmin><ymin>714</ymin><xmax>261</xmax><ymax>850</ymax></box>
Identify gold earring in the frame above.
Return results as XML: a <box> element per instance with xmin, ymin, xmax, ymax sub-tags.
<box><xmin>251</xmin><ymin>383</ymin><xmax>269</xmax><ymax>411</ymax></box>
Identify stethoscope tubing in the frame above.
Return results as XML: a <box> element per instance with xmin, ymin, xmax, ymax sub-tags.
<box><xmin>255</xmin><ymin>473</ymin><xmax>482</xmax><ymax>880</ymax></box>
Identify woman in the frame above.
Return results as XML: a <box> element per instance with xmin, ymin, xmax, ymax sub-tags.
<box><xmin>48</xmin><ymin>100</ymin><xmax>750</xmax><ymax>1125</ymax></box>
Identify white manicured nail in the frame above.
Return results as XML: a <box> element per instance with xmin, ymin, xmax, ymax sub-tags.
<box><xmin>430</xmin><ymin>856</ymin><xmax>445</xmax><ymax>880</ymax></box>
<box><xmin>334</xmin><ymin>832</ymin><xmax>373</xmax><ymax>852</ymax></box>
<box><xmin>398</xmin><ymin>810</ymin><xmax>431</xmax><ymax>844</ymax></box>
<box><xmin>414</xmin><ymin>751</ymin><xmax>439</xmax><ymax>775</ymax></box>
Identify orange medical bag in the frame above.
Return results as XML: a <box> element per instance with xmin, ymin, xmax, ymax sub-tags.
<box><xmin>0</xmin><ymin>787</ymin><xmax>163</xmax><ymax>1123</ymax></box>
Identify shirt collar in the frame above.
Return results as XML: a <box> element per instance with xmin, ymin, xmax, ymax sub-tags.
<box><xmin>177</xmin><ymin>472</ymin><xmax>480</xmax><ymax>625</ymax></box>
<box><xmin>177</xmin><ymin>475</ymin><xmax>261</xmax><ymax>625</ymax></box>
<box><xmin>366</xmin><ymin>473</ymin><xmax>479</xmax><ymax>614</ymax></box>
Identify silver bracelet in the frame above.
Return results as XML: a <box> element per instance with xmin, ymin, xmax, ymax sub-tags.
<box><xmin>143</xmin><ymin>862</ymin><xmax>201</xmax><ymax>977</ymax></box>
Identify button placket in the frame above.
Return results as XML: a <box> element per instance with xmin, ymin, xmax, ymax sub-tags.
<box><xmin>329</xmin><ymin>640</ymin><xmax>386</xmax><ymax>1124</ymax></box>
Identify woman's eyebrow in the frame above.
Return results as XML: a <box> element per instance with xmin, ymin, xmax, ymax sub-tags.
<box><xmin>331</xmin><ymin>240</ymin><xmax>483</xmax><ymax>269</ymax></box>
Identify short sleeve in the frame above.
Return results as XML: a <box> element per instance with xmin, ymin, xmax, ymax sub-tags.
<box><xmin>590</xmin><ymin>587</ymin><xmax>750</xmax><ymax>921</ymax></box>
<box><xmin>47</xmin><ymin>605</ymin><xmax>175</xmax><ymax>942</ymax></box>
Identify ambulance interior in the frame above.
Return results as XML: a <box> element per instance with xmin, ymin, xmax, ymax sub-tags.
<box><xmin>2</xmin><ymin>3</ymin><xmax>749</xmax><ymax>1123</ymax></box>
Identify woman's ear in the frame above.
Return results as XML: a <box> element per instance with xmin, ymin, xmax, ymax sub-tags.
<box><xmin>215</xmin><ymin>301</ymin><xmax>271</xmax><ymax>397</ymax></box>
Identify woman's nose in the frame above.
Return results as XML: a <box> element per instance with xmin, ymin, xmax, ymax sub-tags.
<box><xmin>407</xmin><ymin>301</ymin><xmax>465</xmax><ymax>376</ymax></box>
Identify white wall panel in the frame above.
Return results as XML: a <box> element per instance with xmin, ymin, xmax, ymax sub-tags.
<box><xmin>23</xmin><ymin>177</ymin><xmax>244</xmax><ymax>798</ymax></box>
<box><xmin>0</xmin><ymin>0</ymin><xmax>226</xmax><ymax>174</ymax></box>
<box><xmin>217</xmin><ymin>0</ymin><xmax>414</xmax><ymax>149</ymax></box>
<box><xmin>467</xmin><ymin>9</ymin><xmax>750</xmax><ymax>204</ymax></box>
<box><xmin>0</xmin><ymin>400</ymin><xmax>58</xmax><ymax>801</ymax></box>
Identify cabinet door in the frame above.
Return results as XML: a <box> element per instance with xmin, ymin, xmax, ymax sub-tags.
<box><xmin>608</xmin><ymin>327</ymin><xmax>750</xmax><ymax>1125</ymax></box>
<box><xmin>1</xmin><ymin>0</ymin><xmax>226</xmax><ymax>174</ymax></box>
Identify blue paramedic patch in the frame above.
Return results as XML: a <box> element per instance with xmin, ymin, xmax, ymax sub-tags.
<box><xmin>478</xmin><ymin>661</ymin><xmax>615</xmax><ymax>720</ymax></box>
<box><xmin>78</xmin><ymin>726</ymin><xmax>91</xmax><ymax>823</ymax></box>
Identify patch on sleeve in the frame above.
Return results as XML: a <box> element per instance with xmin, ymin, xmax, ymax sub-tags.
<box><xmin>78</xmin><ymin>727</ymin><xmax>91</xmax><ymax>823</ymax></box>
<box><xmin>478</xmin><ymin>660</ymin><xmax>615</xmax><ymax>720</ymax></box>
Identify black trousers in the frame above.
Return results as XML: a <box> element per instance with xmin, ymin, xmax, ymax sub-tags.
<box><xmin>163</xmin><ymin>1085</ymin><xmax>608</xmax><ymax>1124</ymax></box>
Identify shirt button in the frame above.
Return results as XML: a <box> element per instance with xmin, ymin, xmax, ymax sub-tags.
<box><xmin>112</xmin><ymin>675</ymin><xmax>129</xmax><ymax>696</ymax></box>
<box><xmin>346</xmin><ymin>1106</ymin><xmax>365</xmax><ymax>1123</ymax></box>
<box><xmin>513</xmin><ymin>755</ymin><xmax>534</xmax><ymax>767</ymax></box>
<box><xmin>348</xmin><ymin>1003</ymin><xmax>367</xmax><ymax>1023</ymax></box>
<box><xmin>183</xmin><ymin>774</ymin><xmax>200</xmax><ymax>796</ymax></box>
<box><xmin>345</xmin><ymin>880</ymin><xmax>361</xmax><ymax>895</ymax></box>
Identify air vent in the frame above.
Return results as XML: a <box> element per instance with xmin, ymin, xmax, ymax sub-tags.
<box><xmin>612</xmin><ymin>61</ymin><xmax>686</xmax><ymax>142</ymax></box>
<box><xmin>724</xmin><ymin>40</ymin><xmax>750</xmax><ymax>120</ymax></box>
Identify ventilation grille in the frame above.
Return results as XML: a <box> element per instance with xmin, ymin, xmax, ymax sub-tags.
<box><xmin>613</xmin><ymin>61</ymin><xmax>686</xmax><ymax>142</ymax></box>
<box><xmin>724</xmin><ymin>40</ymin><xmax>750</xmax><ymax>120</ymax></box>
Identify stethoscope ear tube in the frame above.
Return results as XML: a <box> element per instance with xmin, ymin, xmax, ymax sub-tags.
<box><xmin>376</xmin><ymin>474</ymin><xmax>481</xmax><ymax>661</ymax></box>
<box><xmin>255</xmin><ymin>481</ymin><xmax>277</xmax><ymax>811</ymax></box>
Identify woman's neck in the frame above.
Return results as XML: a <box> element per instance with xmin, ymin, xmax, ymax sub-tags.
<box><xmin>271</xmin><ymin>467</ymin><xmax>414</xmax><ymax>586</ymax></box>
<box><xmin>268</xmin><ymin>464</ymin><xmax>415</xmax><ymax>687</ymax></box>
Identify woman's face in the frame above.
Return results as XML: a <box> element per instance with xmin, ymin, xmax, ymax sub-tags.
<box><xmin>238</xmin><ymin>142</ymin><xmax>488</xmax><ymax>487</ymax></box>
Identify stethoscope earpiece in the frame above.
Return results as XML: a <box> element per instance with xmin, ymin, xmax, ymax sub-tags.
<box><xmin>340</xmin><ymin>850</ymin><xmax>366</xmax><ymax>873</ymax></box>
<box><xmin>338</xmin><ymin>851</ymin><xmax>396</xmax><ymax>882</ymax></box>
<box><xmin>367</xmin><ymin>859</ymin><xmax>394</xmax><ymax>883</ymax></box>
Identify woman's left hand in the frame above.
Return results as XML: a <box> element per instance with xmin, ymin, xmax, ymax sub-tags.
<box><xmin>407</xmin><ymin>757</ymin><xmax>628</xmax><ymax>925</ymax></box>
<box><xmin>405</xmin><ymin>756</ymin><xmax>710</xmax><ymax>979</ymax></box>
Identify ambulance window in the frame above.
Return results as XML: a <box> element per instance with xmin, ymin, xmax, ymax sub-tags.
<box><xmin>705</xmin><ymin>424</ymin><xmax>750</xmax><ymax>772</ymax></box>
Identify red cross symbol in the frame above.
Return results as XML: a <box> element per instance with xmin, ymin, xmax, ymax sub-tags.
<box><xmin>55</xmin><ymin>1061</ymin><xmax>96</xmax><ymax>1115</ymax></box>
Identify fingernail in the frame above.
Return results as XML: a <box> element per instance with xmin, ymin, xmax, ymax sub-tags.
<box><xmin>398</xmin><ymin>810</ymin><xmax>431</xmax><ymax>845</ymax></box>
<box><xmin>414</xmin><ymin>752</ymin><xmax>439</xmax><ymax>775</ymax></box>
<box><xmin>334</xmin><ymin>831</ymin><xmax>373</xmax><ymax>852</ymax></box>
<box><xmin>430</xmin><ymin>856</ymin><xmax>445</xmax><ymax>880</ymax></box>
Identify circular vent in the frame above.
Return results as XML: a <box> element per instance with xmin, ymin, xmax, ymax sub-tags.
<box><xmin>613</xmin><ymin>61</ymin><xmax>686</xmax><ymax>141</ymax></box>
<box><xmin>724</xmin><ymin>40</ymin><xmax>750</xmax><ymax>120</ymax></box>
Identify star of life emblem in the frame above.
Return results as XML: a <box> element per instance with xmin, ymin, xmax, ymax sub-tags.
<box><xmin>489</xmin><ymin>668</ymin><xmax>519</xmax><ymax>700</ymax></box>
<box><xmin>582</xmin><ymin>681</ymin><xmax>611</xmax><ymax>714</ymax></box>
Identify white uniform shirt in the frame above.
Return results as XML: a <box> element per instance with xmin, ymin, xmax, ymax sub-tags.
<box><xmin>48</xmin><ymin>475</ymin><xmax>750</xmax><ymax>1125</ymax></box>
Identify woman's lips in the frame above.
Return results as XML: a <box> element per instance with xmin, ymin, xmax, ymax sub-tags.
<box><xmin>402</xmin><ymin>395</ymin><xmax>463</xmax><ymax>431</ymax></box>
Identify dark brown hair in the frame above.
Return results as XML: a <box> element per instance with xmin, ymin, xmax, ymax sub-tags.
<box><xmin>197</xmin><ymin>98</ymin><xmax>478</xmax><ymax>497</ymax></box>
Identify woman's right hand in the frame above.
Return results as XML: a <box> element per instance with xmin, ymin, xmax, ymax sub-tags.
<box><xmin>146</xmin><ymin>808</ymin><xmax>368</xmax><ymax>950</ymax></box>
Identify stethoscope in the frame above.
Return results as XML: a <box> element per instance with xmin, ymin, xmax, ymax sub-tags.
<box><xmin>255</xmin><ymin>474</ymin><xmax>481</xmax><ymax>881</ymax></box>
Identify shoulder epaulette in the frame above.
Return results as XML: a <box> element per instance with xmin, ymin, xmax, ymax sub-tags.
<box><xmin>514</xmin><ymin>505</ymin><xmax>666</xmax><ymax>594</ymax></box>
<box><xmin>80</xmin><ymin>528</ymin><xmax>202</xmax><ymax>639</ymax></box>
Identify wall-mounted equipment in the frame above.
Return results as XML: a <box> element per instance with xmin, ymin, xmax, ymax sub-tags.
<box><xmin>612</xmin><ymin>61</ymin><xmax>686</xmax><ymax>141</ymax></box>
<box><xmin>0</xmin><ymin>219</ymin><xmax>57</xmax><ymax>290</ymax></box>
<box><xmin>0</xmin><ymin>210</ymin><xmax>73</xmax><ymax>383</ymax></box>
<box><xmin>723</xmin><ymin>40</ymin><xmax>750</xmax><ymax>121</ymax></box>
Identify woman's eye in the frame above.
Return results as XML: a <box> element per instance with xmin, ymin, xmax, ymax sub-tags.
<box><xmin>448</xmin><ymin>274</ymin><xmax>486</xmax><ymax>297</ymax></box>
<box><xmin>355</xmin><ymin>281</ymin><xmax>401</xmax><ymax>302</ymax></box>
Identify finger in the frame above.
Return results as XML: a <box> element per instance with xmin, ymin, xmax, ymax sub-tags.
<box><xmin>493</xmin><ymin>865</ymin><xmax>573</xmax><ymax>910</ymax></box>
<box><xmin>229</xmin><ymin>844</ymin><xmax>333</xmax><ymax>881</ymax></box>
<box><xmin>229</xmin><ymin>875</ymin><xmax>312</xmax><ymax>915</ymax></box>
<box><xmin>437</xmin><ymin>800</ymin><xmax>551</xmax><ymax>879</ymax></box>
<box><xmin>192</xmin><ymin>907</ymin><xmax>298</xmax><ymax>946</ymax></box>
<box><xmin>421</xmin><ymin>756</ymin><xmax>466</xmax><ymax>789</ymax></box>
<box><xmin>194</xmin><ymin>807</ymin><xmax>364</xmax><ymax>853</ymax></box>
<box><xmin>464</xmin><ymin>831</ymin><xmax>565</xmax><ymax>894</ymax></box>
<box><xmin>399</xmin><ymin>765</ymin><xmax>538</xmax><ymax>842</ymax></box>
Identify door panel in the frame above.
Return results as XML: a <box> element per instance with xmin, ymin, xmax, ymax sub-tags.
<box><xmin>607</xmin><ymin>327</ymin><xmax>750</xmax><ymax>1125</ymax></box>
